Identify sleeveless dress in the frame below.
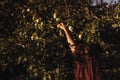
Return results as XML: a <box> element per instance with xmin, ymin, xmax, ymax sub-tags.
<box><xmin>70</xmin><ymin>43</ymin><xmax>101</xmax><ymax>80</ymax></box>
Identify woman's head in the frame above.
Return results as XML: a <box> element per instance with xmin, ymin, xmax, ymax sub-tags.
<box><xmin>75</xmin><ymin>44</ymin><xmax>89</xmax><ymax>55</ymax></box>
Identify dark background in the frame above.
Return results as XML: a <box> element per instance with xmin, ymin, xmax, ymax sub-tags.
<box><xmin>0</xmin><ymin>0</ymin><xmax>120</xmax><ymax>80</ymax></box>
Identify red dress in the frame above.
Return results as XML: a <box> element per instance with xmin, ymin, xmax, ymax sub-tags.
<box><xmin>70</xmin><ymin>44</ymin><xmax>101</xmax><ymax>80</ymax></box>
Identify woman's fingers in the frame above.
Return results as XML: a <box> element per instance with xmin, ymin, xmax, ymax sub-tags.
<box><xmin>57</xmin><ymin>23</ymin><xmax>65</xmax><ymax>29</ymax></box>
<box><xmin>57</xmin><ymin>24</ymin><xmax>61</xmax><ymax>28</ymax></box>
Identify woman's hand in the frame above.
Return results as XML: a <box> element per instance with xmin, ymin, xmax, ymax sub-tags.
<box><xmin>57</xmin><ymin>23</ymin><xmax>66</xmax><ymax>30</ymax></box>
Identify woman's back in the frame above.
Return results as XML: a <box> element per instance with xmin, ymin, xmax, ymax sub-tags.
<box><xmin>71</xmin><ymin>43</ymin><xmax>101</xmax><ymax>80</ymax></box>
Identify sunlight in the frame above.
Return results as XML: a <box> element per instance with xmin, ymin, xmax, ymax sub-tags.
<box><xmin>92</xmin><ymin>0</ymin><xmax>119</xmax><ymax>6</ymax></box>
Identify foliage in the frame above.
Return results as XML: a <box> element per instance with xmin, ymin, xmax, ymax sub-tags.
<box><xmin>0</xmin><ymin>0</ymin><xmax>120</xmax><ymax>80</ymax></box>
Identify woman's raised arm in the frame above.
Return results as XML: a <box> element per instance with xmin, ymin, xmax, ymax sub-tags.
<box><xmin>57</xmin><ymin>23</ymin><xmax>76</xmax><ymax>53</ymax></box>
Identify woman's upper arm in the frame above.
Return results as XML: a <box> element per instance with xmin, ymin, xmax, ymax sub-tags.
<box><xmin>69</xmin><ymin>44</ymin><xmax>76</xmax><ymax>54</ymax></box>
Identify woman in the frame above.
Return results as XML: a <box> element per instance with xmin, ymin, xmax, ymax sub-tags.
<box><xmin>57</xmin><ymin>23</ymin><xmax>101</xmax><ymax>80</ymax></box>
